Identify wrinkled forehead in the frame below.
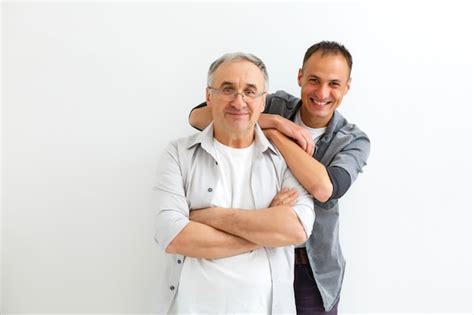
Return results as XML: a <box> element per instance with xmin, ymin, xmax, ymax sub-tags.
<box><xmin>211</xmin><ymin>60</ymin><xmax>265</xmax><ymax>89</ymax></box>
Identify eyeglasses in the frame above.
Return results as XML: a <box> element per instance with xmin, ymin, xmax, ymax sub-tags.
<box><xmin>208</xmin><ymin>86</ymin><xmax>266</xmax><ymax>103</ymax></box>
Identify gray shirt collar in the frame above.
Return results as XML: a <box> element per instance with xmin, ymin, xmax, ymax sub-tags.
<box><xmin>321</xmin><ymin>111</ymin><xmax>347</xmax><ymax>142</ymax></box>
<box><xmin>292</xmin><ymin>101</ymin><xmax>347</xmax><ymax>143</ymax></box>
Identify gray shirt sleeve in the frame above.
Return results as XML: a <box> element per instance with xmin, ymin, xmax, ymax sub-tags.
<box><xmin>329</xmin><ymin>131</ymin><xmax>370</xmax><ymax>184</ymax></box>
<box><xmin>153</xmin><ymin>141</ymin><xmax>190</xmax><ymax>251</ymax></box>
<box><xmin>325</xmin><ymin>130</ymin><xmax>371</xmax><ymax>201</ymax></box>
<box><xmin>327</xmin><ymin>166</ymin><xmax>351</xmax><ymax>200</ymax></box>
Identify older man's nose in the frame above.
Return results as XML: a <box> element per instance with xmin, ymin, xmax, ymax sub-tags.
<box><xmin>230</xmin><ymin>93</ymin><xmax>247</xmax><ymax>109</ymax></box>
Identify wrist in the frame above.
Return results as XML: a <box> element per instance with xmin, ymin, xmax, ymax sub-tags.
<box><xmin>272</xmin><ymin>114</ymin><xmax>282</xmax><ymax>130</ymax></box>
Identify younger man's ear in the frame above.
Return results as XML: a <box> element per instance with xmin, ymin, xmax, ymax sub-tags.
<box><xmin>297</xmin><ymin>68</ymin><xmax>303</xmax><ymax>87</ymax></box>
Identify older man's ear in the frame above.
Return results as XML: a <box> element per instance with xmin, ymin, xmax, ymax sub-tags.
<box><xmin>205</xmin><ymin>88</ymin><xmax>212</xmax><ymax>105</ymax></box>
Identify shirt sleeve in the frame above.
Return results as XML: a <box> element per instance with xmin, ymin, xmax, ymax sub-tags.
<box><xmin>327</xmin><ymin>166</ymin><xmax>351</xmax><ymax>200</ymax></box>
<box><xmin>329</xmin><ymin>130</ymin><xmax>371</xmax><ymax>184</ymax></box>
<box><xmin>324</xmin><ymin>129</ymin><xmax>371</xmax><ymax>202</ymax></box>
<box><xmin>281</xmin><ymin>166</ymin><xmax>315</xmax><ymax>239</ymax></box>
<box><xmin>152</xmin><ymin>141</ymin><xmax>190</xmax><ymax>251</ymax></box>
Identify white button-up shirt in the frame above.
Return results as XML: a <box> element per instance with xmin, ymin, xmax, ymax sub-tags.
<box><xmin>152</xmin><ymin>123</ymin><xmax>315</xmax><ymax>314</ymax></box>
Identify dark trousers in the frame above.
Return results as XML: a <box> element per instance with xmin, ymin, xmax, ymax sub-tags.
<box><xmin>294</xmin><ymin>251</ymin><xmax>338</xmax><ymax>315</ymax></box>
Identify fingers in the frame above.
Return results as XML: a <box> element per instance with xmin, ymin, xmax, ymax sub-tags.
<box><xmin>295</xmin><ymin>136</ymin><xmax>308</xmax><ymax>152</ymax></box>
<box><xmin>301</xmin><ymin>130</ymin><xmax>314</xmax><ymax>155</ymax></box>
<box><xmin>293</xmin><ymin>129</ymin><xmax>314</xmax><ymax>156</ymax></box>
<box><xmin>271</xmin><ymin>187</ymin><xmax>299</xmax><ymax>207</ymax></box>
<box><xmin>306</xmin><ymin>140</ymin><xmax>315</xmax><ymax>156</ymax></box>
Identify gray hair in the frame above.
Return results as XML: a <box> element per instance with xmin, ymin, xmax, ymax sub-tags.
<box><xmin>207</xmin><ymin>52</ymin><xmax>269</xmax><ymax>91</ymax></box>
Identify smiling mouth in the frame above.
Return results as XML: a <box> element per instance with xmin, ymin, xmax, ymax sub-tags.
<box><xmin>310</xmin><ymin>97</ymin><xmax>331</xmax><ymax>106</ymax></box>
<box><xmin>226</xmin><ymin>112</ymin><xmax>249</xmax><ymax>116</ymax></box>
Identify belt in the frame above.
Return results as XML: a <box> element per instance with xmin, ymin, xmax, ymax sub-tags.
<box><xmin>294</xmin><ymin>247</ymin><xmax>310</xmax><ymax>265</ymax></box>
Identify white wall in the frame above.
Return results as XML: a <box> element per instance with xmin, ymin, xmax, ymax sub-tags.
<box><xmin>2</xmin><ymin>1</ymin><xmax>472</xmax><ymax>313</ymax></box>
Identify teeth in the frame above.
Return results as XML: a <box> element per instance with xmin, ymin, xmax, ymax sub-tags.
<box><xmin>311</xmin><ymin>98</ymin><xmax>329</xmax><ymax>106</ymax></box>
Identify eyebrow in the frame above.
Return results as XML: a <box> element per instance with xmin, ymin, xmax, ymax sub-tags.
<box><xmin>219</xmin><ymin>81</ymin><xmax>258</xmax><ymax>90</ymax></box>
<box><xmin>309</xmin><ymin>75</ymin><xmax>342</xmax><ymax>83</ymax></box>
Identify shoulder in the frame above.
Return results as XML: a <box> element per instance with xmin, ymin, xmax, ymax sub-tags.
<box><xmin>332</xmin><ymin>111</ymin><xmax>370</xmax><ymax>146</ymax></box>
<box><xmin>266</xmin><ymin>140</ymin><xmax>290</xmax><ymax>173</ymax></box>
<box><xmin>265</xmin><ymin>90</ymin><xmax>301</xmax><ymax>118</ymax></box>
<box><xmin>268</xmin><ymin>90</ymin><xmax>300</xmax><ymax>103</ymax></box>
<box><xmin>161</xmin><ymin>132</ymin><xmax>202</xmax><ymax>160</ymax></box>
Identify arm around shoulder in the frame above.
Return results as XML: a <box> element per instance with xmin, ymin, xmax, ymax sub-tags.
<box><xmin>189</xmin><ymin>102</ymin><xmax>212</xmax><ymax>131</ymax></box>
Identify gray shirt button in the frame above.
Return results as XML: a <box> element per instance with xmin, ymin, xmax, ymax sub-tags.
<box><xmin>177</xmin><ymin>259</ymin><xmax>182</xmax><ymax>264</ymax></box>
<box><xmin>170</xmin><ymin>286</ymin><xmax>175</xmax><ymax>291</ymax></box>
<box><xmin>208</xmin><ymin>188</ymin><xmax>213</xmax><ymax>192</ymax></box>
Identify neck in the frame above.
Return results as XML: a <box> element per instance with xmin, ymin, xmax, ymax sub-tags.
<box><xmin>213</xmin><ymin>128</ymin><xmax>255</xmax><ymax>148</ymax></box>
<box><xmin>300</xmin><ymin>108</ymin><xmax>331</xmax><ymax>128</ymax></box>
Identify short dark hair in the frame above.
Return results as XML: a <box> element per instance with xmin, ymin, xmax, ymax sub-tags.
<box><xmin>302</xmin><ymin>41</ymin><xmax>353</xmax><ymax>75</ymax></box>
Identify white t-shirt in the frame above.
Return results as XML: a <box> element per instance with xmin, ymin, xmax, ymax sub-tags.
<box><xmin>295</xmin><ymin>109</ymin><xmax>327</xmax><ymax>142</ymax></box>
<box><xmin>170</xmin><ymin>140</ymin><xmax>272</xmax><ymax>314</ymax></box>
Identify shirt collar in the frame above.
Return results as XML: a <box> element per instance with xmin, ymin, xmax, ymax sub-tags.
<box><xmin>187</xmin><ymin>122</ymin><xmax>278</xmax><ymax>156</ymax></box>
<box><xmin>293</xmin><ymin>99</ymin><xmax>346</xmax><ymax>143</ymax></box>
<box><xmin>320</xmin><ymin>111</ymin><xmax>347</xmax><ymax>142</ymax></box>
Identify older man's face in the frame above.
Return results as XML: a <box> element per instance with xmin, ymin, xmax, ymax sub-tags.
<box><xmin>206</xmin><ymin>60</ymin><xmax>266</xmax><ymax>145</ymax></box>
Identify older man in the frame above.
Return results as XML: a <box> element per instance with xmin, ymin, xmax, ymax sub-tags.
<box><xmin>153</xmin><ymin>52</ymin><xmax>315</xmax><ymax>314</ymax></box>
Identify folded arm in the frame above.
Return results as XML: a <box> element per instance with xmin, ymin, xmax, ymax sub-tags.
<box><xmin>154</xmin><ymin>141</ymin><xmax>260</xmax><ymax>259</ymax></box>
<box><xmin>165</xmin><ymin>221</ymin><xmax>260</xmax><ymax>259</ymax></box>
<box><xmin>190</xmin><ymin>205</ymin><xmax>308</xmax><ymax>248</ymax></box>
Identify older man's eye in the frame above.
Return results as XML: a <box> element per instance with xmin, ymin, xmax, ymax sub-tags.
<box><xmin>244</xmin><ymin>90</ymin><xmax>257</xmax><ymax>97</ymax></box>
<box><xmin>222</xmin><ymin>87</ymin><xmax>235</xmax><ymax>95</ymax></box>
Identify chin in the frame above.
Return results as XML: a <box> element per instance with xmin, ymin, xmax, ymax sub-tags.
<box><xmin>227</xmin><ymin>122</ymin><xmax>250</xmax><ymax>131</ymax></box>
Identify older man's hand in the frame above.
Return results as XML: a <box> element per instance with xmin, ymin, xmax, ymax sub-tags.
<box><xmin>270</xmin><ymin>187</ymin><xmax>299</xmax><ymax>207</ymax></box>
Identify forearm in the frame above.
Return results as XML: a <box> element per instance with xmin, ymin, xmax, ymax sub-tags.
<box><xmin>189</xmin><ymin>105</ymin><xmax>212</xmax><ymax>130</ymax></box>
<box><xmin>269</xmin><ymin>130</ymin><xmax>333</xmax><ymax>202</ymax></box>
<box><xmin>257</xmin><ymin>113</ymin><xmax>280</xmax><ymax>129</ymax></box>
<box><xmin>166</xmin><ymin>221</ymin><xmax>260</xmax><ymax>259</ymax></box>
<box><xmin>191</xmin><ymin>206</ymin><xmax>307</xmax><ymax>247</ymax></box>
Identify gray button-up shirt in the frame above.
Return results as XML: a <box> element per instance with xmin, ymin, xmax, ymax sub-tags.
<box><xmin>265</xmin><ymin>91</ymin><xmax>371</xmax><ymax>311</ymax></box>
<box><xmin>152</xmin><ymin>123</ymin><xmax>315</xmax><ymax>314</ymax></box>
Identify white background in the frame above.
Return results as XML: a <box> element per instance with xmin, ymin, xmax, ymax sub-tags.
<box><xmin>1</xmin><ymin>1</ymin><xmax>472</xmax><ymax>314</ymax></box>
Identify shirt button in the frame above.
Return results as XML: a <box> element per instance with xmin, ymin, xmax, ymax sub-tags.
<box><xmin>170</xmin><ymin>286</ymin><xmax>175</xmax><ymax>291</ymax></box>
<box><xmin>208</xmin><ymin>188</ymin><xmax>213</xmax><ymax>192</ymax></box>
<box><xmin>177</xmin><ymin>259</ymin><xmax>182</xmax><ymax>264</ymax></box>
<box><xmin>215</xmin><ymin>161</ymin><xmax>218</xmax><ymax>165</ymax></box>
